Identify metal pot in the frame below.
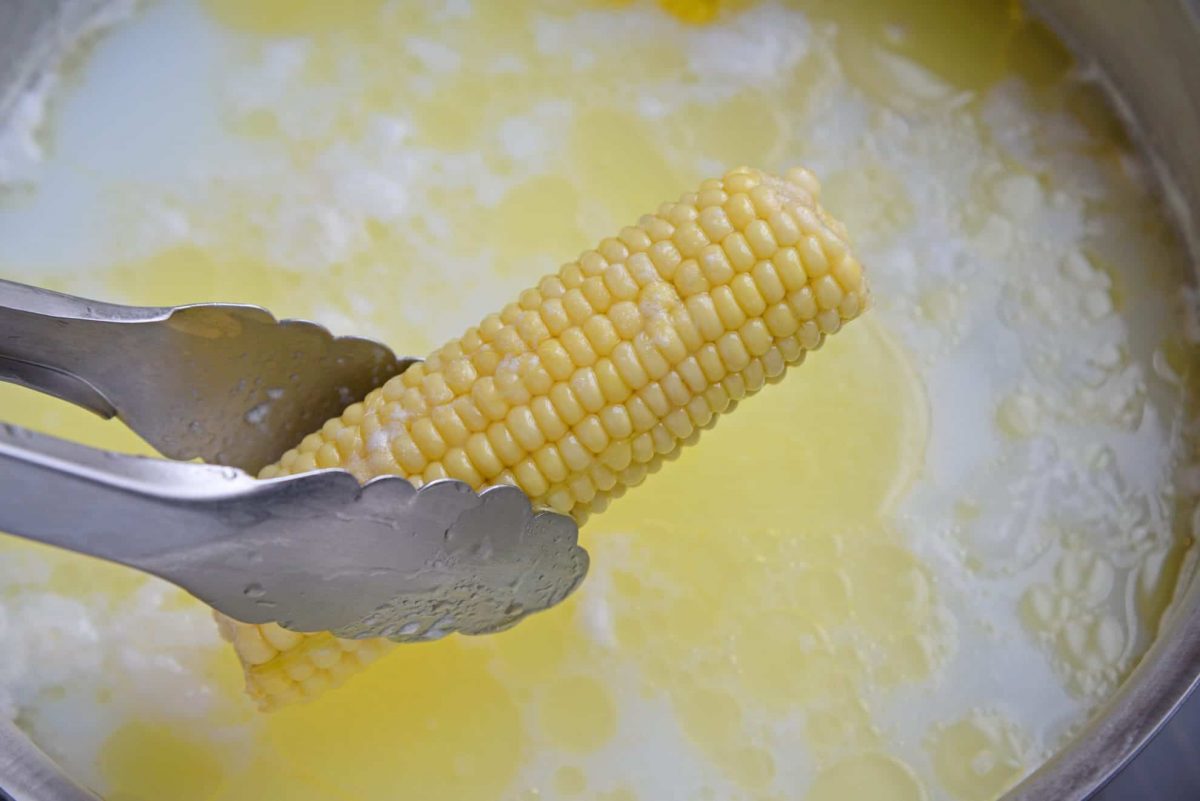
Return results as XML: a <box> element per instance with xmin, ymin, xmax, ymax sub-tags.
<box><xmin>999</xmin><ymin>3</ymin><xmax>1200</xmax><ymax>797</ymax></box>
<box><xmin>0</xmin><ymin>1</ymin><xmax>1197</xmax><ymax>799</ymax></box>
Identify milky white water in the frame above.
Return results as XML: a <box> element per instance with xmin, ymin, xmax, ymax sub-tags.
<box><xmin>0</xmin><ymin>2</ymin><xmax>1197</xmax><ymax>800</ymax></box>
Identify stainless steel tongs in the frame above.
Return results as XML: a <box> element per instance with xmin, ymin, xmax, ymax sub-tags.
<box><xmin>0</xmin><ymin>279</ymin><xmax>588</xmax><ymax>801</ymax></box>
<box><xmin>0</xmin><ymin>278</ymin><xmax>589</xmax><ymax>641</ymax></box>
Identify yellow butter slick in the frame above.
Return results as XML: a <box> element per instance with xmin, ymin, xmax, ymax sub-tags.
<box><xmin>658</xmin><ymin>0</ymin><xmax>721</xmax><ymax>24</ymax></box>
<box><xmin>218</xmin><ymin>166</ymin><xmax>870</xmax><ymax>710</ymax></box>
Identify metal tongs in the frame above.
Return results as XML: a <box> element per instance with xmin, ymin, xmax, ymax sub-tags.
<box><xmin>0</xmin><ymin>279</ymin><xmax>589</xmax><ymax>639</ymax></box>
<box><xmin>0</xmin><ymin>279</ymin><xmax>589</xmax><ymax>801</ymax></box>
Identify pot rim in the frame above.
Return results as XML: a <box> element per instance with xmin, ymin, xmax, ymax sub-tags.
<box><xmin>1007</xmin><ymin>1</ymin><xmax>1200</xmax><ymax>796</ymax></box>
<box><xmin>0</xmin><ymin>2</ymin><xmax>1198</xmax><ymax>800</ymax></box>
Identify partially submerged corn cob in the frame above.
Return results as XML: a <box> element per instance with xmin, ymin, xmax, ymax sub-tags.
<box><xmin>220</xmin><ymin>166</ymin><xmax>869</xmax><ymax>710</ymax></box>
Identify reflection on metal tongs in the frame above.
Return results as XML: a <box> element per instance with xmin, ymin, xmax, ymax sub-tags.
<box><xmin>0</xmin><ymin>278</ymin><xmax>588</xmax><ymax>641</ymax></box>
<box><xmin>0</xmin><ymin>278</ymin><xmax>590</xmax><ymax>800</ymax></box>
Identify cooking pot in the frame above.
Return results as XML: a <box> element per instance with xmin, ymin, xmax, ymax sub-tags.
<box><xmin>0</xmin><ymin>1</ymin><xmax>1197</xmax><ymax>799</ymax></box>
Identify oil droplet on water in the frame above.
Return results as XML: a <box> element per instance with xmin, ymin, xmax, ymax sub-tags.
<box><xmin>806</xmin><ymin>754</ymin><xmax>927</xmax><ymax>801</ymax></box>
<box><xmin>928</xmin><ymin>713</ymin><xmax>1029</xmax><ymax>801</ymax></box>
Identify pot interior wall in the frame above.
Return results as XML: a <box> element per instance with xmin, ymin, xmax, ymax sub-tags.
<box><xmin>0</xmin><ymin>2</ymin><xmax>1198</xmax><ymax>801</ymax></box>
<box><xmin>1009</xmin><ymin>1</ymin><xmax>1200</xmax><ymax>798</ymax></box>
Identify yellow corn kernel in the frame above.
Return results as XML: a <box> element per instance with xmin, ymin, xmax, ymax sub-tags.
<box><xmin>218</xmin><ymin>167</ymin><xmax>869</xmax><ymax>710</ymax></box>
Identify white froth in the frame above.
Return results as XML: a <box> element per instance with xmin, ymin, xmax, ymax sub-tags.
<box><xmin>0</xmin><ymin>72</ymin><xmax>56</xmax><ymax>185</ymax></box>
<box><xmin>682</xmin><ymin>4</ymin><xmax>813</xmax><ymax>85</ymax></box>
<box><xmin>0</xmin><ymin>1</ymin><xmax>1196</xmax><ymax>798</ymax></box>
<box><xmin>0</xmin><ymin>0</ymin><xmax>139</xmax><ymax>186</ymax></box>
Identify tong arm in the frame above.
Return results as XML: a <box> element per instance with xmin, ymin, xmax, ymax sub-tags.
<box><xmin>0</xmin><ymin>279</ymin><xmax>407</xmax><ymax>473</ymax></box>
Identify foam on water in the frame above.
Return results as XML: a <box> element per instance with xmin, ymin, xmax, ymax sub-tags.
<box><xmin>0</xmin><ymin>1</ymin><xmax>1197</xmax><ymax>800</ymax></box>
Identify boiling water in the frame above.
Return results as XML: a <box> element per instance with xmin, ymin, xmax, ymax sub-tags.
<box><xmin>0</xmin><ymin>1</ymin><xmax>1197</xmax><ymax>800</ymax></box>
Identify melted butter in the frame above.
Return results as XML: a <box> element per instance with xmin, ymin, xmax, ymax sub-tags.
<box><xmin>806</xmin><ymin>0</ymin><xmax>1034</xmax><ymax>92</ymax></box>
<box><xmin>105</xmin><ymin>246</ymin><xmax>297</xmax><ymax>310</ymax></box>
<box><xmin>570</xmin><ymin>319</ymin><xmax>931</xmax><ymax>793</ymax></box>
<box><xmin>927</xmin><ymin>713</ymin><xmax>1029</xmax><ymax>801</ymax></box>
<box><xmin>0</xmin><ymin>384</ymin><xmax>147</xmax><ymax>455</ymax></box>
<box><xmin>594</xmin><ymin>318</ymin><xmax>927</xmax><ymax>536</ymax></box>
<box><xmin>99</xmin><ymin>723</ymin><xmax>227</xmax><ymax>801</ymax></box>
<box><xmin>540</xmin><ymin>675</ymin><xmax>620</xmax><ymax>754</ymax></box>
<box><xmin>200</xmin><ymin>0</ymin><xmax>386</xmax><ymax>36</ymax></box>
<box><xmin>0</xmin><ymin>1</ymin><xmax>1195</xmax><ymax>800</ymax></box>
<box><xmin>260</xmin><ymin>641</ymin><xmax>524</xmax><ymax>801</ymax></box>
<box><xmin>806</xmin><ymin>754</ymin><xmax>927</xmax><ymax>801</ymax></box>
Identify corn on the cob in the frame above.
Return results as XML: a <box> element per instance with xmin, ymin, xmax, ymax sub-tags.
<box><xmin>220</xmin><ymin>166</ymin><xmax>868</xmax><ymax>710</ymax></box>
